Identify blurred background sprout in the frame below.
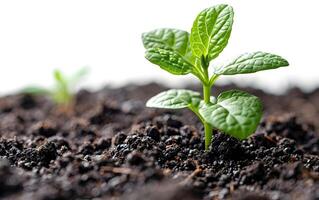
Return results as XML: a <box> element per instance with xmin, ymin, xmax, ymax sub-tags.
<box><xmin>22</xmin><ymin>67</ymin><xmax>89</xmax><ymax>106</ymax></box>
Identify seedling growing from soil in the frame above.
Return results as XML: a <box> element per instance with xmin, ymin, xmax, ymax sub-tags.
<box><xmin>142</xmin><ymin>4</ymin><xmax>289</xmax><ymax>150</ymax></box>
<box><xmin>22</xmin><ymin>67</ymin><xmax>89</xmax><ymax>106</ymax></box>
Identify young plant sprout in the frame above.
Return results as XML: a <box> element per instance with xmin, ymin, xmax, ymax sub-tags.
<box><xmin>22</xmin><ymin>67</ymin><xmax>89</xmax><ymax>106</ymax></box>
<box><xmin>142</xmin><ymin>4</ymin><xmax>289</xmax><ymax>150</ymax></box>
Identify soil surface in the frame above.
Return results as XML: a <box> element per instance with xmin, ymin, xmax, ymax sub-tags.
<box><xmin>0</xmin><ymin>83</ymin><xmax>318</xmax><ymax>200</ymax></box>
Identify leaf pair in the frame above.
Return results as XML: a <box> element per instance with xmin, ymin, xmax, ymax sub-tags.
<box><xmin>142</xmin><ymin>5</ymin><xmax>235</xmax><ymax>76</ymax></box>
<box><xmin>147</xmin><ymin>89</ymin><xmax>262</xmax><ymax>140</ymax></box>
<box><xmin>142</xmin><ymin>5</ymin><xmax>288</xmax><ymax>78</ymax></box>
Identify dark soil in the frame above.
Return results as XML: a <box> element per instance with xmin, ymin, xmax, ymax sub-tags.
<box><xmin>0</xmin><ymin>83</ymin><xmax>318</xmax><ymax>200</ymax></box>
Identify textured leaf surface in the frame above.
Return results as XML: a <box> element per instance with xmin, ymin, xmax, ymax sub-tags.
<box><xmin>146</xmin><ymin>89</ymin><xmax>201</xmax><ymax>109</ymax></box>
<box><xmin>214</xmin><ymin>52</ymin><xmax>289</xmax><ymax>75</ymax></box>
<box><xmin>199</xmin><ymin>90</ymin><xmax>262</xmax><ymax>139</ymax></box>
<box><xmin>145</xmin><ymin>48</ymin><xmax>194</xmax><ymax>75</ymax></box>
<box><xmin>190</xmin><ymin>4</ymin><xmax>234</xmax><ymax>61</ymax></box>
<box><xmin>142</xmin><ymin>28</ymin><xmax>196</xmax><ymax>66</ymax></box>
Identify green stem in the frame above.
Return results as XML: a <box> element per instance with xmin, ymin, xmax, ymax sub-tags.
<box><xmin>203</xmin><ymin>84</ymin><xmax>211</xmax><ymax>103</ymax></box>
<box><xmin>204</xmin><ymin>122</ymin><xmax>212</xmax><ymax>150</ymax></box>
<box><xmin>203</xmin><ymin>84</ymin><xmax>213</xmax><ymax>150</ymax></box>
<box><xmin>200</xmin><ymin>58</ymin><xmax>214</xmax><ymax>150</ymax></box>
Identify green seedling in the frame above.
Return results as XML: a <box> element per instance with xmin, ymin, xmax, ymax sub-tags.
<box><xmin>142</xmin><ymin>4</ymin><xmax>289</xmax><ymax>150</ymax></box>
<box><xmin>22</xmin><ymin>67</ymin><xmax>89</xmax><ymax>105</ymax></box>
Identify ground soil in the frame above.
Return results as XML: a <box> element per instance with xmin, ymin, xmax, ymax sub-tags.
<box><xmin>0</xmin><ymin>83</ymin><xmax>318</xmax><ymax>200</ymax></box>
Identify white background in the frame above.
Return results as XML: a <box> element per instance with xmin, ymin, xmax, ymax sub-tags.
<box><xmin>0</xmin><ymin>0</ymin><xmax>318</xmax><ymax>94</ymax></box>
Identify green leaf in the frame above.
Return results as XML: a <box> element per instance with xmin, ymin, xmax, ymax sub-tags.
<box><xmin>214</xmin><ymin>52</ymin><xmax>289</xmax><ymax>75</ymax></box>
<box><xmin>53</xmin><ymin>70</ymin><xmax>68</xmax><ymax>93</ymax></box>
<box><xmin>146</xmin><ymin>89</ymin><xmax>201</xmax><ymax>109</ymax></box>
<box><xmin>21</xmin><ymin>86</ymin><xmax>51</xmax><ymax>95</ymax></box>
<box><xmin>145</xmin><ymin>48</ymin><xmax>194</xmax><ymax>75</ymax></box>
<box><xmin>142</xmin><ymin>29</ymin><xmax>188</xmax><ymax>56</ymax></box>
<box><xmin>53</xmin><ymin>69</ymin><xmax>66</xmax><ymax>84</ymax></box>
<box><xmin>190</xmin><ymin>4</ymin><xmax>234</xmax><ymax>61</ymax></box>
<box><xmin>53</xmin><ymin>69</ymin><xmax>71</xmax><ymax>104</ymax></box>
<box><xmin>142</xmin><ymin>29</ymin><xmax>198</xmax><ymax>75</ymax></box>
<box><xmin>69</xmin><ymin>67</ymin><xmax>89</xmax><ymax>85</ymax></box>
<box><xmin>142</xmin><ymin>28</ymin><xmax>195</xmax><ymax>64</ymax></box>
<box><xmin>199</xmin><ymin>90</ymin><xmax>262</xmax><ymax>139</ymax></box>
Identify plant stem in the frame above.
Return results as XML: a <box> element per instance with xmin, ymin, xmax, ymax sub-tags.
<box><xmin>203</xmin><ymin>84</ymin><xmax>213</xmax><ymax>150</ymax></box>
<box><xmin>200</xmin><ymin>58</ymin><xmax>213</xmax><ymax>150</ymax></box>
<box><xmin>203</xmin><ymin>84</ymin><xmax>211</xmax><ymax>103</ymax></box>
